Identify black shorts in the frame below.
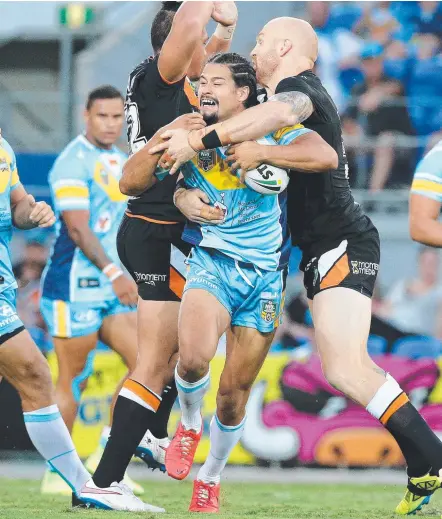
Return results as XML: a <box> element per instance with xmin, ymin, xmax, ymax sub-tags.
<box><xmin>117</xmin><ymin>213</ymin><xmax>191</xmax><ymax>301</ymax></box>
<box><xmin>302</xmin><ymin>228</ymin><xmax>380</xmax><ymax>300</ymax></box>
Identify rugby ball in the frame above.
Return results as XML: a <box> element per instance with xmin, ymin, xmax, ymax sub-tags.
<box><xmin>243</xmin><ymin>137</ymin><xmax>289</xmax><ymax>195</ymax></box>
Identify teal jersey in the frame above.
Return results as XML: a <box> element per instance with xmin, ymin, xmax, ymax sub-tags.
<box><xmin>0</xmin><ymin>137</ymin><xmax>22</xmax><ymax>293</ymax></box>
<box><xmin>411</xmin><ymin>140</ymin><xmax>442</xmax><ymax>202</ymax></box>
<box><xmin>42</xmin><ymin>135</ymin><xmax>128</xmax><ymax>302</ymax></box>
<box><xmin>181</xmin><ymin>125</ymin><xmax>311</xmax><ymax>271</ymax></box>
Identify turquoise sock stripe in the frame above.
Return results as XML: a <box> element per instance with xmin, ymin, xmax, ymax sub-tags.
<box><xmin>23</xmin><ymin>411</ymin><xmax>62</xmax><ymax>423</ymax></box>
<box><xmin>47</xmin><ymin>460</ymin><xmax>76</xmax><ymax>494</ymax></box>
<box><xmin>215</xmin><ymin>413</ymin><xmax>246</xmax><ymax>433</ymax></box>
<box><xmin>176</xmin><ymin>376</ymin><xmax>210</xmax><ymax>394</ymax></box>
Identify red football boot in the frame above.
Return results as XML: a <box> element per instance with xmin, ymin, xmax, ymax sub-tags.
<box><xmin>165</xmin><ymin>421</ymin><xmax>203</xmax><ymax>480</ymax></box>
<box><xmin>189</xmin><ymin>479</ymin><xmax>220</xmax><ymax>513</ymax></box>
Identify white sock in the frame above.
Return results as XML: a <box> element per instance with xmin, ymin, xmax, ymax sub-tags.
<box><xmin>197</xmin><ymin>414</ymin><xmax>246</xmax><ymax>484</ymax></box>
<box><xmin>175</xmin><ymin>365</ymin><xmax>210</xmax><ymax>432</ymax></box>
<box><xmin>24</xmin><ymin>405</ymin><xmax>90</xmax><ymax>495</ymax></box>
<box><xmin>99</xmin><ymin>425</ymin><xmax>111</xmax><ymax>449</ymax></box>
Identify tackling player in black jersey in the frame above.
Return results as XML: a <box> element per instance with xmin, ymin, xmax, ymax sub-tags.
<box><xmin>74</xmin><ymin>1</ymin><xmax>237</xmax><ymax>512</ymax></box>
<box><xmin>153</xmin><ymin>16</ymin><xmax>442</xmax><ymax>516</ymax></box>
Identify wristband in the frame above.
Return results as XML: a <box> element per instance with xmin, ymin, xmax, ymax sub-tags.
<box><xmin>214</xmin><ymin>23</ymin><xmax>236</xmax><ymax>41</ymax></box>
<box><xmin>103</xmin><ymin>263</ymin><xmax>123</xmax><ymax>282</ymax></box>
<box><xmin>201</xmin><ymin>129</ymin><xmax>222</xmax><ymax>150</ymax></box>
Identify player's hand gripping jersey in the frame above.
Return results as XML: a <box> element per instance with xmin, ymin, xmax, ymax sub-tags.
<box><xmin>181</xmin><ymin>127</ymin><xmax>310</xmax><ymax>272</ymax></box>
<box><xmin>0</xmin><ymin>138</ymin><xmax>22</xmax><ymax>293</ymax></box>
<box><xmin>42</xmin><ymin>135</ymin><xmax>127</xmax><ymax>302</ymax></box>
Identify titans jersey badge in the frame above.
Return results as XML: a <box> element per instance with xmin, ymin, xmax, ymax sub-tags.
<box><xmin>198</xmin><ymin>150</ymin><xmax>216</xmax><ymax>172</ymax></box>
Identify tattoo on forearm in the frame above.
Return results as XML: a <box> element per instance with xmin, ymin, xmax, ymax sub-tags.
<box><xmin>269</xmin><ymin>91</ymin><xmax>314</xmax><ymax>123</ymax></box>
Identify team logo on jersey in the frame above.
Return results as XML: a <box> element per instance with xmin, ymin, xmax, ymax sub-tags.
<box><xmin>214</xmin><ymin>192</ymin><xmax>228</xmax><ymax>218</ymax></box>
<box><xmin>94</xmin><ymin>211</ymin><xmax>112</xmax><ymax>233</ymax></box>
<box><xmin>260</xmin><ymin>298</ymin><xmax>277</xmax><ymax>323</ymax></box>
<box><xmin>0</xmin><ymin>158</ymin><xmax>8</xmax><ymax>173</ymax></box>
<box><xmin>198</xmin><ymin>150</ymin><xmax>216</xmax><ymax>172</ymax></box>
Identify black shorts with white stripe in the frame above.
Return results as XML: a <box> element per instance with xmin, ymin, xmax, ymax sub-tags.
<box><xmin>302</xmin><ymin>228</ymin><xmax>380</xmax><ymax>300</ymax></box>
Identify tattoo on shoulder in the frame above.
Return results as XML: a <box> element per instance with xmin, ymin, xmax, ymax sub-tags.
<box><xmin>269</xmin><ymin>91</ymin><xmax>314</xmax><ymax>123</ymax></box>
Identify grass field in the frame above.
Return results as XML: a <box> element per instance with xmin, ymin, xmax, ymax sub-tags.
<box><xmin>1</xmin><ymin>479</ymin><xmax>442</xmax><ymax>519</ymax></box>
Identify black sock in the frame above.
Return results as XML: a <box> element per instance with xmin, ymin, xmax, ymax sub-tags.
<box><xmin>385</xmin><ymin>402</ymin><xmax>442</xmax><ymax>475</ymax></box>
<box><xmin>149</xmin><ymin>378</ymin><xmax>177</xmax><ymax>439</ymax></box>
<box><xmin>388</xmin><ymin>429</ymin><xmax>431</xmax><ymax>478</ymax></box>
<box><xmin>93</xmin><ymin>383</ymin><xmax>160</xmax><ymax>488</ymax></box>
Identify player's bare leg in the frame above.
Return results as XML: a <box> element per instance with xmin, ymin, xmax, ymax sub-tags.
<box><xmin>84</xmin><ymin>310</ymin><xmax>144</xmax><ymax>494</ymax></box>
<box><xmin>312</xmin><ymin>287</ymin><xmax>442</xmax><ymax>512</ymax></box>
<box><xmin>0</xmin><ymin>330</ymin><xmax>90</xmax><ymax>495</ymax></box>
<box><xmin>40</xmin><ymin>332</ymin><xmax>98</xmax><ymax>495</ymax></box>
<box><xmin>91</xmin><ymin>299</ymin><xmax>179</xmax><ymax>490</ymax></box>
<box><xmin>166</xmin><ymin>289</ymin><xmax>230</xmax><ymax>481</ymax></box>
<box><xmin>190</xmin><ymin>326</ymin><xmax>274</xmax><ymax>513</ymax></box>
<box><xmin>53</xmin><ymin>333</ymin><xmax>98</xmax><ymax>432</ymax></box>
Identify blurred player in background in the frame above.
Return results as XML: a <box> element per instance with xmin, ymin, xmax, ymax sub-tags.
<box><xmin>40</xmin><ymin>86</ymin><xmax>143</xmax><ymax>497</ymax></box>
<box><xmin>0</xmin><ymin>132</ymin><xmax>91</xmax><ymax>499</ymax></box>
<box><xmin>155</xmin><ymin>17</ymin><xmax>442</xmax><ymax>515</ymax></box>
<box><xmin>409</xmin><ymin>139</ymin><xmax>442</xmax><ymax>247</ymax></box>
<box><xmin>73</xmin><ymin>2</ymin><xmax>237</xmax><ymax>512</ymax></box>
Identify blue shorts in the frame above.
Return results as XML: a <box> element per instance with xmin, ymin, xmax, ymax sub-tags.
<box><xmin>185</xmin><ymin>247</ymin><xmax>287</xmax><ymax>333</ymax></box>
<box><xmin>0</xmin><ymin>289</ymin><xmax>25</xmax><ymax>342</ymax></box>
<box><xmin>40</xmin><ymin>297</ymin><xmax>135</xmax><ymax>339</ymax></box>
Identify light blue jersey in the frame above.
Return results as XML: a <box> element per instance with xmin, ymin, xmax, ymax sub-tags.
<box><xmin>42</xmin><ymin>135</ymin><xmax>128</xmax><ymax>303</ymax></box>
<box><xmin>0</xmin><ymin>137</ymin><xmax>27</xmax><ymax>337</ymax></box>
<box><xmin>411</xmin><ymin>140</ymin><xmax>442</xmax><ymax>202</ymax></box>
<box><xmin>181</xmin><ymin>125</ymin><xmax>310</xmax><ymax>271</ymax></box>
<box><xmin>0</xmin><ymin>137</ymin><xmax>22</xmax><ymax>294</ymax></box>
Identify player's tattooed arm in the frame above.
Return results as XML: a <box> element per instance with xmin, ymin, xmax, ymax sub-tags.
<box><xmin>227</xmin><ymin>131</ymin><xmax>337</xmax><ymax>174</ymax></box>
<box><xmin>268</xmin><ymin>91</ymin><xmax>314</xmax><ymax>125</ymax></box>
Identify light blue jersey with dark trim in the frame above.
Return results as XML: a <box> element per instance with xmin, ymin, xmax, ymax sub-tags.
<box><xmin>42</xmin><ymin>135</ymin><xmax>127</xmax><ymax>302</ymax></box>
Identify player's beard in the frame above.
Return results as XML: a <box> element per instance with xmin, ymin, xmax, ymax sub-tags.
<box><xmin>202</xmin><ymin>111</ymin><xmax>219</xmax><ymax>125</ymax></box>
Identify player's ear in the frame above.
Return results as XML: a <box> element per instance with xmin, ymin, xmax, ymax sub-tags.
<box><xmin>279</xmin><ymin>38</ymin><xmax>292</xmax><ymax>57</ymax></box>
<box><xmin>83</xmin><ymin>109</ymin><xmax>90</xmax><ymax>126</ymax></box>
<box><xmin>237</xmin><ymin>86</ymin><xmax>250</xmax><ymax>105</ymax></box>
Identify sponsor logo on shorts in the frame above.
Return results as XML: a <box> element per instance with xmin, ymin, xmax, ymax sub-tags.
<box><xmin>78</xmin><ymin>278</ymin><xmax>100</xmax><ymax>288</ymax></box>
<box><xmin>195</xmin><ymin>269</ymin><xmax>217</xmax><ymax>281</ymax></box>
<box><xmin>0</xmin><ymin>303</ymin><xmax>18</xmax><ymax>328</ymax></box>
<box><xmin>260</xmin><ymin>299</ymin><xmax>277</xmax><ymax>323</ymax></box>
<box><xmin>350</xmin><ymin>261</ymin><xmax>379</xmax><ymax>276</ymax></box>
<box><xmin>134</xmin><ymin>272</ymin><xmax>167</xmax><ymax>286</ymax></box>
<box><xmin>73</xmin><ymin>310</ymin><xmax>100</xmax><ymax>323</ymax></box>
<box><xmin>187</xmin><ymin>276</ymin><xmax>217</xmax><ymax>290</ymax></box>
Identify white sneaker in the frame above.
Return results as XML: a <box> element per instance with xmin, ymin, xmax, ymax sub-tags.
<box><xmin>73</xmin><ymin>479</ymin><xmax>165</xmax><ymax>512</ymax></box>
<box><xmin>135</xmin><ymin>430</ymin><xmax>170</xmax><ymax>472</ymax></box>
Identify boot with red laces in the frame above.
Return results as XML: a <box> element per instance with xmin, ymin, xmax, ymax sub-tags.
<box><xmin>189</xmin><ymin>479</ymin><xmax>220</xmax><ymax>513</ymax></box>
<box><xmin>165</xmin><ymin>420</ymin><xmax>203</xmax><ymax>480</ymax></box>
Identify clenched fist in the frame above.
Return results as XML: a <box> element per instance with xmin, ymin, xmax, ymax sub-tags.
<box><xmin>28</xmin><ymin>195</ymin><xmax>56</xmax><ymax>228</ymax></box>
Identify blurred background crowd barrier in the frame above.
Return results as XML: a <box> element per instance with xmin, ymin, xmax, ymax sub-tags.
<box><xmin>1</xmin><ymin>0</ymin><xmax>442</xmax><ymax>468</ymax></box>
